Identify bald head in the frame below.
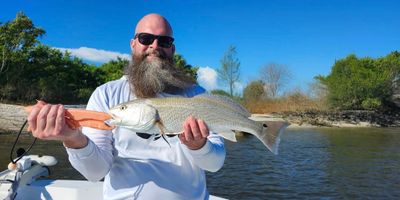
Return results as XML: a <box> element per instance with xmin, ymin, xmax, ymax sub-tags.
<box><xmin>135</xmin><ymin>13</ymin><xmax>173</xmax><ymax>37</ymax></box>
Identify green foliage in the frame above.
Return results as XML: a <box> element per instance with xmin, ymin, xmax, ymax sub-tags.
<box><xmin>0</xmin><ymin>12</ymin><xmax>45</xmax><ymax>81</ymax></box>
<box><xmin>317</xmin><ymin>52</ymin><xmax>400</xmax><ymax>110</ymax></box>
<box><xmin>210</xmin><ymin>89</ymin><xmax>231</xmax><ymax>97</ymax></box>
<box><xmin>361</xmin><ymin>98</ymin><xmax>382</xmax><ymax>110</ymax></box>
<box><xmin>98</xmin><ymin>57</ymin><xmax>129</xmax><ymax>82</ymax></box>
<box><xmin>1</xmin><ymin>44</ymin><xmax>99</xmax><ymax>103</ymax></box>
<box><xmin>174</xmin><ymin>54</ymin><xmax>198</xmax><ymax>83</ymax></box>
<box><xmin>243</xmin><ymin>80</ymin><xmax>265</xmax><ymax>102</ymax></box>
<box><xmin>0</xmin><ymin>13</ymin><xmax>99</xmax><ymax>104</ymax></box>
<box><xmin>77</xmin><ymin>88</ymin><xmax>94</xmax><ymax>101</ymax></box>
<box><xmin>210</xmin><ymin>89</ymin><xmax>243</xmax><ymax>105</ymax></box>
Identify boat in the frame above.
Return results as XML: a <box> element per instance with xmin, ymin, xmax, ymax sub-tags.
<box><xmin>0</xmin><ymin>155</ymin><xmax>227</xmax><ymax>200</ymax></box>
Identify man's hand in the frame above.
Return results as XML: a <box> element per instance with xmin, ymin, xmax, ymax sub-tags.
<box><xmin>27</xmin><ymin>101</ymin><xmax>88</xmax><ymax>149</ymax></box>
<box><xmin>179</xmin><ymin>116</ymin><xmax>209</xmax><ymax>150</ymax></box>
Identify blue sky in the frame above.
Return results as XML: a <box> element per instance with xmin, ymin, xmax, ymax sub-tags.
<box><xmin>1</xmin><ymin>0</ymin><xmax>399</xmax><ymax>93</ymax></box>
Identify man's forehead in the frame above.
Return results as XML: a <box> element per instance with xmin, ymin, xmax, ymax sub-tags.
<box><xmin>135</xmin><ymin>15</ymin><xmax>173</xmax><ymax>36</ymax></box>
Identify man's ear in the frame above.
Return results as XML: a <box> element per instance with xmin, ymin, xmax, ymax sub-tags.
<box><xmin>130</xmin><ymin>39</ymin><xmax>135</xmax><ymax>52</ymax></box>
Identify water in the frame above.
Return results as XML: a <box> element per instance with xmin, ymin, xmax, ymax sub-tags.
<box><xmin>207</xmin><ymin>128</ymin><xmax>400</xmax><ymax>199</ymax></box>
<box><xmin>1</xmin><ymin>128</ymin><xmax>399</xmax><ymax>199</ymax></box>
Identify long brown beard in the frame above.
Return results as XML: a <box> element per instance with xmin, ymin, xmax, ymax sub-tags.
<box><xmin>126</xmin><ymin>49</ymin><xmax>195</xmax><ymax>98</ymax></box>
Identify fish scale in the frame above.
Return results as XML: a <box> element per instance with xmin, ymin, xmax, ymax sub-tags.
<box><xmin>156</xmin><ymin>103</ymin><xmax>259</xmax><ymax>133</ymax></box>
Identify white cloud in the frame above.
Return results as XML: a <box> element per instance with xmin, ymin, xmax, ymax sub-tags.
<box><xmin>234</xmin><ymin>81</ymin><xmax>244</xmax><ymax>94</ymax></box>
<box><xmin>55</xmin><ymin>47</ymin><xmax>130</xmax><ymax>63</ymax></box>
<box><xmin>197</xmin><ymin>66</ymin><xmax>218</xmax><ymax>91</ymax></box>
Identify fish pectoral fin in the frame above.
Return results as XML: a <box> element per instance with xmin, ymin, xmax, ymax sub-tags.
<box><xmin>155</xmin><ymin>121</ymin><xmax>172</xmax><ymax>147</ymax></box>
<box><xmin>155</xmin><ymin>121</ymin><xmax>167</xmax><ymax>135</ymax></box>
<box><xmin>216</xmin><ymin>131</ymin><xmax>237</xmax><ymax>142</ymax></box>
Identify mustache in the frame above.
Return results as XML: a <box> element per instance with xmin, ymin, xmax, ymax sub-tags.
<box><xmin>143</xmin><ymin>49</ymin><xmax>168</xmax><ymax>60</ymax></box>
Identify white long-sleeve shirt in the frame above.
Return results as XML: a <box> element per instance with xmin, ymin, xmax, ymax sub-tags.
<box><xmin>66</xmin><ymin>76</ymin><xmax>226</xmax><ymax>200</ymax></box>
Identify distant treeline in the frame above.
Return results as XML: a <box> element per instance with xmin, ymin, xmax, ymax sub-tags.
<box><xmin>241</xmin><ymin>52</ymin><xmax>400</xmax><ymax>112</ymax></box>
<box><xmin>316</xmin><ymin>52</ymin><xmax>400</xmax><ymax>110</ymax></box>
<box><xmin>0</xmin><ymin>13</ymin><xmax>197</xmax><ymax>104</ymax></box>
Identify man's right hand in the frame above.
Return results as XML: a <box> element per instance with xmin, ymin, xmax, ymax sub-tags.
<box><xmin>27</xmin><ymin>101</ymin><xmax>88</xmax><ymax>149</ymax></box>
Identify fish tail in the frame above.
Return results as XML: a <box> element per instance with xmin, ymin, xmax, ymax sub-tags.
<box><xmin>258</xmin><ymin>121</ymin><xmax>289</xmax><ymax>155</ymax></box>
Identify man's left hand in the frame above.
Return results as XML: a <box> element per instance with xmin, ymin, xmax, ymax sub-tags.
<box><xmin>179</xmin><ymin>116</ymin><xmax>209</xmax><ymax>150</ymax></box>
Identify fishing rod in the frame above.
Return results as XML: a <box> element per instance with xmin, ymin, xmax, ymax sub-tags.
<box><xmin>9</xmin><ymin>120</ymin><xmax>37</xmax><ymax>166</ymax></box>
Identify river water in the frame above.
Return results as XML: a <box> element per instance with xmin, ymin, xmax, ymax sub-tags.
<box><xmin>1</xmin><ymin>127</ymin><xmax>399</xmax><ymax>199</ymax></box>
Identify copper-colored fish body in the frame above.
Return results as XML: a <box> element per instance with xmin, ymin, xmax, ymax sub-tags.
<box><xmin>25</xmin><ymin>105</ymin><xmax>114</xmax><ymax>130</ymax></box>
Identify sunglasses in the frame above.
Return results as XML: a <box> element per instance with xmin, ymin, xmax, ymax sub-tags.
<box><xmin>134</xmin><ymin>33</ymin><xmax>174</xmax><ymax>48</ymax></box>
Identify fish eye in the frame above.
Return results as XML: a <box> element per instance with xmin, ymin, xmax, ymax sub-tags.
<box><xmin>120</xmin><ymin>105</ymin><xmax>127</xmax><ymax>110</ymax></box>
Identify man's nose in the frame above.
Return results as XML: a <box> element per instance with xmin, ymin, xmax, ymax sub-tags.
<box><xmin>149</xmin><ymin>39</ymin><xmax>159</xmax><ymax>49</ymax></box>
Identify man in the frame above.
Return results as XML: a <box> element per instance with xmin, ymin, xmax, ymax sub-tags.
<box><xmin>27</xmin><ymin>13</ymin><xmax>226</xmax><ymax>199</ymax></box>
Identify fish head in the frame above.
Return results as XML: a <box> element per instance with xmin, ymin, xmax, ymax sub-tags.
<box><xmin>108</xmin><ymin>101</ymin><xmax>157</xmax><ymax>131</ymax></box>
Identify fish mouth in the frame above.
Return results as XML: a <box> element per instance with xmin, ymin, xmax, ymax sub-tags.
<box><xmin>106</xmin><ymin>111</ymin><xmax>121</xmax><ymax>125</ymax></box>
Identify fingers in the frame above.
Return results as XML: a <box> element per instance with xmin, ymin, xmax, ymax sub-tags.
<box><xmin>183</xmin><ymin>116</ymin><xmax>205</xmax><ymax>141</ymax></box>
<box><xmin>27</xmin><ymin>100</ymin><xmax>46</xmax><ymax>131</ymax></box>
<box><xmin>55</xmin><ymin>105</ymin><xmax>65</xmax><ymax>132</ymax></box>
<box><xmin>183</xmin><ymin>117</ymin><xmax>195</xmax><ymax>141</ymax></box>
<box><xmin>179</xmin><ymin>116</ymin><xmax>210</xmax><ymax>150</ymax></box>
<box><xmin>46</xmin><ymin>105</ymin><xmax>59</xmax><ymax>132</ymax></box>
<box><xmin>36</xmin><ymin>100</ymin><xmax>47</xmax><ymax>106</ymax></box>
<box><xmin>37</xmin><ymin>105</ymin><xmax>51</xmax><ymax>132</ymax></box>
<box><xmin>27</xmin><ymin>106</ymin><xmax>40</xmax><ymax>132</ymax></box>
<box><xmin>25</xmin><ymin>102</ymin><xmax>84</xmax><ymax>143</ymax></box>
<box><xmin>198</xmin><ymin>119</ymin><xmax>209</xmax><ymax>138</ymax></box>
<box><xmin>27</xmin><ymin>102</ymin><xmax>66</xmax><ymax>140</ymax></box>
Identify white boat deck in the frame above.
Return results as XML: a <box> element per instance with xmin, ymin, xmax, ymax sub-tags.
<box><xmin>1</xmin><ymin>155</ymin><xmax>228</xmax><ymax>200</ymax></box>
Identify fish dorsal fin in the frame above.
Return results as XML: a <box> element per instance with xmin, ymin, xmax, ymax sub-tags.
<box><xmin>192</xmin><ymin>94</ymin><xmax>250</xmax><ymax>117</ymax></box>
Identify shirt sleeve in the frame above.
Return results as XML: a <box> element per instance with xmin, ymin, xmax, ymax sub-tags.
<box><xmin>65</xmin><ymin>86</ymin><xmax>114</xmax><ymax>181</ymax></box>
<box><xmin>182</xmin><ymin>132</ymin><xmax>226</xmax><ymax>172</ymax></box>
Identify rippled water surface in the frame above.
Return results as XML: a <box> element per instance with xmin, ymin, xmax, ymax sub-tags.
<box><xmin>1</xmin><ymin>127</ymin><xmax>399</xmax><ymax>199</ymax></box>
<box><xmin>207</xmin><ymin>128</ymin><xmax>400</xmax><ymax>199</ymax></box>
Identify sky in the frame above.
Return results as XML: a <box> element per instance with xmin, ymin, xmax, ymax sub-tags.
<box><xmin>1</xmin><ymin>0</ymin><xmax>399</xmax><ymax>93</ymax></box>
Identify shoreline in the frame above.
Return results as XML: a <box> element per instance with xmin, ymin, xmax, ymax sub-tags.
<box><xmin>1</xmin><ymin>103</ymin><xmax>399</xmax><ymax>134</ymax></box>
<box><xmin>250</xmin><ymin>114</ymin><xmax>373</xmax><ymax>129</ymax></box>
<box><xmin>250</xmin><ymin>110</ymin><xmax>400</xmax><ymax>128</ymax></box>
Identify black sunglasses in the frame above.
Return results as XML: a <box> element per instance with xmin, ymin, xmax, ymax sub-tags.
<box><xmin>134</xmin><ymin>33</ymin><xmax>174</xmax><ymax>48</ymax></box>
